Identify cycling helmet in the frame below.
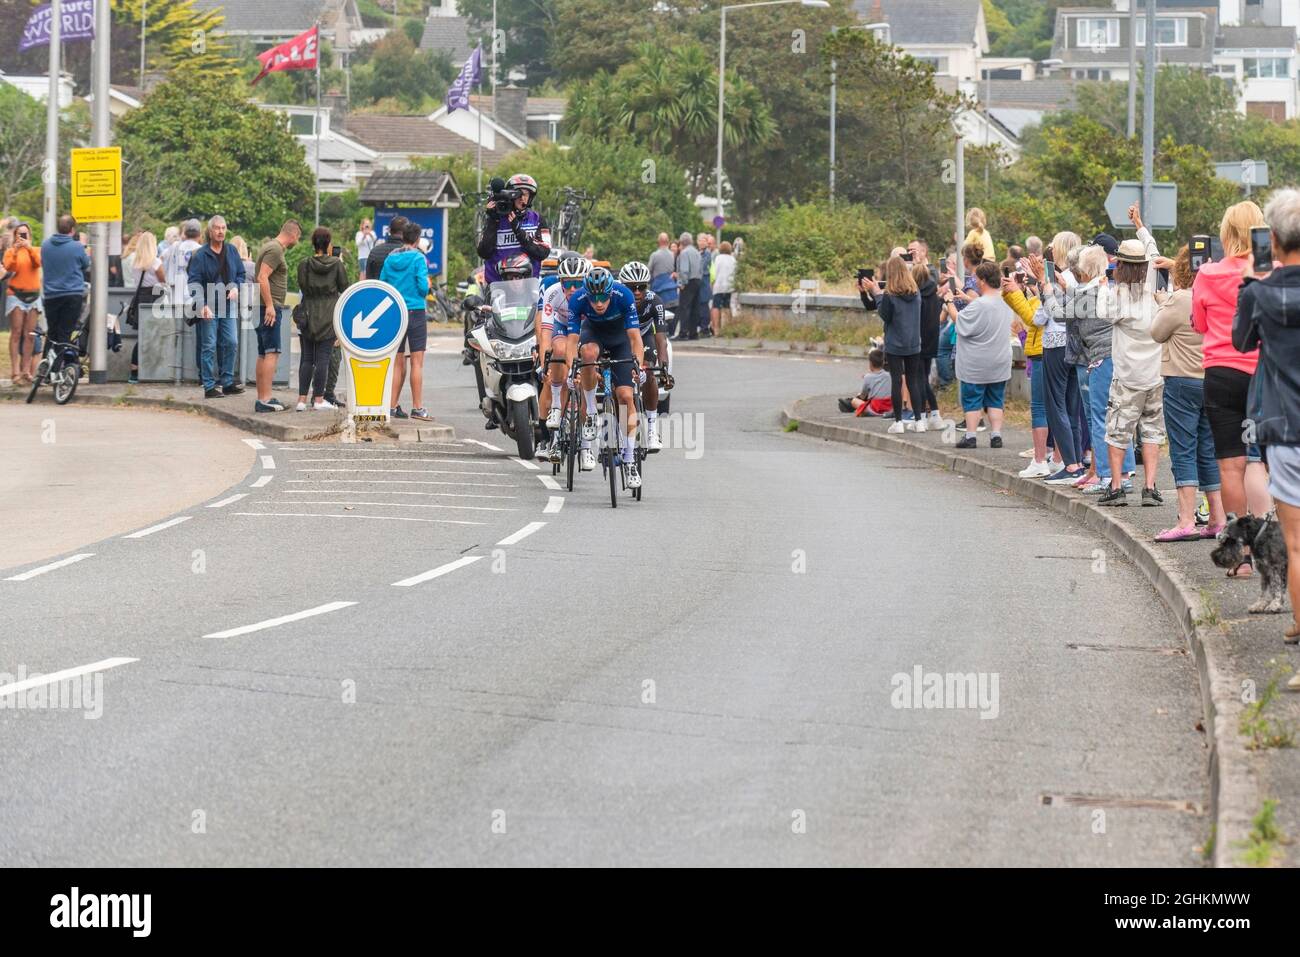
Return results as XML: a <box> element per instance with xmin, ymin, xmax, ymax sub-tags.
<box><xmin>584</xmin><ymin>266</ymin><xmax>613</xmax><ymax>298</ymax></box>
<box><xmin>499</xmin><ymin>252</ymin><xmax>533</xmax><ymax>280</ymax></box>
<box><xmin>506</xmin><ymin>174</ymin><xmax>538</xmax><ymax>204</ymax></box>
<box><xmin>618</xmin><ymin>261</ymin><xmax>651</xmax><ymax>285</ymax></box>
<box><xmin>557</xmin><ymin>255</ymin><xmax>591</xmax><ymax>281</ymax></box>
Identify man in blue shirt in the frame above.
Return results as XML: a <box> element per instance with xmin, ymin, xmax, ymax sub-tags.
<box><xmin>40</xmin><ymin>214</ymin><xmax>90</xmax><ymax>344</ymax></box>
<box><xmin>568</xmin><ymin>266</ymin><xmax>644</xmax><ymax>485</ymax></box>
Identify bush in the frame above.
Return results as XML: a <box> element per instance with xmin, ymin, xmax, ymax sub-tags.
<box><xmin>739</xmin><ymin>202</ymin><xmax>908</xmax><ymax>292</ymax></box>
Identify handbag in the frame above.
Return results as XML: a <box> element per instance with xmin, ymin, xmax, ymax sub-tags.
<box><xmin>119</xmin><ymin>271</ymin><xmax>147</xmax><ymax>328</ymax></box>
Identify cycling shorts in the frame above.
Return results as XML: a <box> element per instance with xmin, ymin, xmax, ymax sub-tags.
<box><xmin>579</xmin><ymin>320</ymin><xmax>635</xmax><ymax>389</ymax></box>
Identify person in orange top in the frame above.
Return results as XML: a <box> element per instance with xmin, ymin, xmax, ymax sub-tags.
<box><xmin>3</xmin><ymin>221</ymin><xmax>42</xmax><ymax>385</ymax></box>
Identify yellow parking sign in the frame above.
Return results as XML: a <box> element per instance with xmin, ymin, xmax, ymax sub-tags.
<box><xmin>70</xmin><ymin>147</ymin><xmax>122</xmax><ymax>224</ymax></box>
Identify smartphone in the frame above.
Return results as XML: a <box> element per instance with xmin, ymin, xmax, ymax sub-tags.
<box><xmin>1190</xmin><ymin>234</ymin><xmax>1211</xmax><ymax>273</ymax></box>
<box><xmin>331</xmin><ymin>245</ymin><xmax>342</xmax><ymax>258</ymax></box>
<box><xmin>1045</xmin><ymin>261</ymin><xmax>1056</xmax><ymax>284</ymax></box>
<box><xmin>1210</xmin><ymin>236</ymin><xmax>1225</xmax><ymax>262</ymax></box>
<box><xmin>1014</xmin><ymin>271</ymin><xmax>1027</xmax><ymax>284</ymax></box>
<box><xmin>901</xmin><ymin>252</ymin><xmax>914</xmax><ymax>263</ymax></box>
<box><xmin>1001</xmin><ymin>265</ymin><xmax>1012</xmax><ymax>278</ymax></box>
<box><xmin>1045</xmin><ymin>247</ymin><xmax>1055</xmax><ymax>265</ymax></box>
<box><xmin>1251</xmin><ymin>226</ymin><xmax>1272</xmax><ymax>273</ymax></box>
<box><xmin>857</xmin><ymin>268</ymin><xmax>874</xmax><ymax>281</ymax></box>
<box><xmin>947</xmin><ymin>276</ymin><xmax>958</xmax><ymax>295</ymax></box>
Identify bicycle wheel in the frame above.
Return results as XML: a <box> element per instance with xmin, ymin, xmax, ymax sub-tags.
<box><xmin>632</xmin><ymin>392</ymin><xmax>646</xmax><ymax>501</ymax></box>
<box><xmin>53</xmin><ymin>365</ymin><xmax>78</xmax><ymax>405</ymax></box>
<box><xmin>567</xmin><ymin>205</ymin><xmax>584</xmax><ymax>249</ymax></box>
<box><xmin>603</xmin><ymin>391</ymin><xmax>620</xmax><ymax>508</ymax></box>
<box><xmin>564</xmin><ymin>393</ymin><xmax>578</xmax><ymax>492</ymax></box>
<box><xmin>607</xmin><ymin>447</ymin><xmax>618</xmax><ymax>508</ymax></box>
<box><xmin>25</xmin><ymin>358</ymin><xmax>47</xmax><ymax>404</ymax></box>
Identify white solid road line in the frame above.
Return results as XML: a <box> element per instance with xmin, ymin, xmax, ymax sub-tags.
<box><xmin>497</xmin><ymin>521</ymin><xmax>546</xmax><ymax>546</ymax></box>
<box><xmin>290</xmin><ymin>448</ymin><xmax>490</xmax><ymax>457</ymax></box>
<box><xmin>297</xmin><ymin>467</ymin><xmax>517</xmax><ymax>477</ymax></box>
<box><xmin>123</xmin><ymin>515</ymin><xmax>192</xmax><ymax>539</ymax></box>
<box><xmin>4</xmin><ymin>553</ymin><xmax>95</xmax><ymax>582</ymax></box>
<box><xmin>260</xmin><ymin>455</ymin><xmax>276</xmax><ymax>470</ymax></box>
<box><xmin>391</xmin><ymin>555</ymin><xmax>484</xmax><ymax>587</ymax></box>
<box><xmin>242</xmin><ymin>438</ymin><xmax>265</xmax><ymax>450</ymax></box>
<box><xmin>251</xmin><ymin>475</ymin><xmax>274</xmax><ymax>488</ymax></box>
<box><xmin>281</xmin><ymin>489</ymin><xmax>516</xmax><ymax>500</ymax></box>
<box><xmin>511</xmin><ymin>457</ymin><xmax>541</xmax><ymax>471</ymax></box>
<box><xmin>544</xmin><ymin>496</ymin><xmax>564</xmax><ymax>514</ymax></box>
<box><xmin>208</xmin><ymin>493</ymin><xmax>248</xmax><ymax>508</ymax></box>
<box><xmin>203</xmin><ymin>601</ymin><xmax>357</xmax><ymax>639</ymax></box>
<box><xmin>463</xmin><ymin>438</ymin><xmax>504</xmax><ymax>452</ymax></box>
<box><xmin>0</xmin><ymin>657</ymin><xmax>137</xmax><ymax>698</ymax></box>
<box><xmin>242</xmin><ymin>499</ymin><xmax>513</xmax><ymax>512</ymax></box>
<box><xmin>287</xmin><ymin>478</ymin><xmax>522</xmax><ymax>488</ymax></box>
<box><xmin>289</xmin><ymin>457</ymin><xmax>499</xmax><ymax>466</ymax></box>
<box><xmin>231</xmin><ymin>512</ymin><xmax>486</xmax><ymax>525</ymax></box>
<box><xmin>538</xmin><ymin>475</ymin><xmax>561</xmax><ymax>491</ymax></box>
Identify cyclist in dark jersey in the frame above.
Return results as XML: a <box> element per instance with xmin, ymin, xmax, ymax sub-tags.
<box><xmin>618</xmin><ymin>261</ymin><xmax>667</xmax><ymax>452</ymax></box>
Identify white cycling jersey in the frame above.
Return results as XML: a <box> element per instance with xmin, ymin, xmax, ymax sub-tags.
<box><xmin>538</xmin><ymin>281</ymin><xmax>573</xmax><ymax>335</ymax></box>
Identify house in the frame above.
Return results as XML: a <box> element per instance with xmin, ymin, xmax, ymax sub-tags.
<box><xmin>419</xmin><ymin>0</ymin><xmax>476</xmax><ymax>65</ymax></box>
<box><xmin>1214</xmin><ymin>23</ymin><xmax>1299</xmax><ymax>119</ymax></box>
<box><xmin>1047</xmin><ymin>2</ymin><xmax>1219</xmax><ymax>82</ymax></box>
<box><xmin>337</xmin><ymin>113</ymin><xmax>517</xmax><ymax>171</ymax></box>
<box><xmin>191</xmin><ymin>0</ymin><xmax>363</xmax><ymax>50</ymax></box>
<box><xmin>0</xmin><ymin>70</ymin><xmax>74</xmax><ymax>108</ymax></box>
<box><xmin>260</xmin><ymin>103</ymin><xmax>379</xmax><ymax>192</ymax></box>
<box><xmin>84</xmin><ymin>84</ymin><xmax>145</xmax><ymax>119</ymax></box>
<box><xmin>853</xmin><ymin>0</ymin><xmax>990</xmax><ymax>84</ymax></box>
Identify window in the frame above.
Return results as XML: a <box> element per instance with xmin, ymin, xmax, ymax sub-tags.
<box><xmin>1076</xmin><ymin>17</ymin><xmax>1119</xmax><ymax>49</ymax></box>
<box><xmin>913</xmin><ymin>56</ymin><xmax>949</xmax><ymax>73</ymax></box>
<box><xmin>288</xmin><ymin>113</ymin><xmax>316</xmax><ymax>136</ymax></box>
<box><xmin>1135</xmin><ymin>17</ymin><xmax>1188</xmax><ymax>47</ymax></box>
<box><xmin>1071</xmin><ymin>68</ymin><xmax>1112</xmax><ymax>81</ymax></box>
<box><xmin>1244</xmin><ymin>57</ymin><xmax>1291</xmax><ymax>78</ymax></box>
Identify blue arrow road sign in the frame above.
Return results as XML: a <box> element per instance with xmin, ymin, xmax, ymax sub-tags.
<box><xmin>333</xmin><ymin>280</ymin><xmax>409</xmax><ymax>359</ymax></box>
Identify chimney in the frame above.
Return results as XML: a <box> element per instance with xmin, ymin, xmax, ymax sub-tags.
<box><xmin>324</xmin><ymin>90</ymin><xmax>347</xmax><ymax>127</ymax></box>
<box><xmin>495</xmin><ymin>85</ymin><xmax>529</xmax><ymax>141</ymax></box>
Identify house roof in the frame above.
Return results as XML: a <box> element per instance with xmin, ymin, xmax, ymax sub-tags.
<box><xmin>855</xmin><ymin>0</ymin><xmax>983</xmax><ymax>46</ymax></box>
<box><xmin>419</xmin><ymin>14</ymin><xmax>476</xmax><ymax>63</ymax></box>
<box><xmin>467</xmin><ymin>93</ymin><xmax>566</xmax><ymax>116</ymax></box>
<box><xmin>192</xmin><ymin>0</ymin><xmax>329</xmax><ymax>35</ymax></box>
<box><xmin>1052</xmin><ymin>7</ymin><xmax>1217</xmax><ymax>66</ymax></box>
<box><xmin>1218</xmin><ymin>25</ymin><xmax>1297</xmax><ymax>50</ymax></box>
<box><xmin>980</xmin><ymin>79</ymin><xmax>1078</xmax><ymax>112</ymax></box>
<box><xmin>340</xmin><ymin>113</ymin><xmax>513</xmax><ymax>166</ymax></box>
<box><xmin>359</xmin><ymin>169</ymin><xmax>462</xmax><ymax>207</ymax></box>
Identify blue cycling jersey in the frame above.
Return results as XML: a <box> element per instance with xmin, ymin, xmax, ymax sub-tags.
<box><xmin>567</xmin><ymin>282</ymin><xmax>639</xmax><ymax>331</ymax></box>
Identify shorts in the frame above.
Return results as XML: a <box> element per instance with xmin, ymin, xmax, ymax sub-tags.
<box><xmin>960</xmin><ymin>380</ymin><xmax>1006</xmax><ymax>413</ymax></box>
<box><xmin>1267</xmin><ymin>444</ymin><xmax>1300</xmax><ymax>507</ymax></box>
<box><xmin>1105</xmin><ymin>379</ymin><xmax>1165</xmax><ymax>447</ymax></box>
<box><xmin>5</xmin><ymin>291</ymin><xmax>41</xmax><ymax>315</ymax></box>
<box><xmin>857</xmin><ymin>397</ymin><xmax>893</xmax><ymax>416</ymax></box>
<box><xmin>711</xmin><ymin>292</ymin><xmax>732</xmax><ymax>309</ymax></box>
<box><xmin>399</xmin><ymin>309</ymin><xmax>428</xmax><ymax>354</ymax></box>
<box><xmin>256</xmin><ymin>305</ymin><xmax>284</xmax><ymax>355</ymax></box>
<box><xmin>579</xmin><ymin>319</ymin><xmax>635</xmax><ymax>389</ymax></box>
<box><xmin>1203</xmin><ymin>365</ymin><xmax>1253</xmax><ymax>459</ymax></box>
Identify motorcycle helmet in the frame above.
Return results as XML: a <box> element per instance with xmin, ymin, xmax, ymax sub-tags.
<box><xmin>498</xmin><ymin>252</ymin><xmax>533</xmax><ymax>280</ymax></box>
<box><xmin>506</xmin><ymin>174</ymin><xmax>538</xmax><ymax>206</ymax></box>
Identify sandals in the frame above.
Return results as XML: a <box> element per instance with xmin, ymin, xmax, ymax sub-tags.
<box><xmin>1286</xmin><ymin>622</ymin><xmax>1300</xmax><ymax>645</ymax></box>
<box><xmin>1155</xmin><ymin>526</ymin><xmax>1201</xmax><ymax>543</ymax></box>
<box><xmin>1201</xmin><ymin>523</ymin><xmax>1226</xmax><ymax>539</ymax></box>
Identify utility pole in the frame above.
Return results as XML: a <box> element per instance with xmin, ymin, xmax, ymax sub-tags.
<box><xmin>43</xmin><ymin>0</ymin><xmax>62</xmax><ymax>239</ymax></box>
<box><xmin>1141</xmin><ymin>0</ymin><xmax>1156</xmax><ymax>213</ymax></box>
<box><xmin>140</xmin><ymin>0</ymin><xmax>147</xmax><ymax>89</ymax></box>
<box><xmin>1126</xmin><ymin>0</ymin><xmax>1137</xmax><ymax>138</ymax></box>
<box><xmin>90</xmin><ymin>0</ymin><xmax>111</xmax><ymax>385</ymax></box>
<box><xmin>955</xmin><ymin>136</ymin><xmax>965</xmax><ymax>283</ymax></box>
<box><xmin>828</xmin><ymin>51</ymin><xmax>836</xmax><ymax>204</ymax></box>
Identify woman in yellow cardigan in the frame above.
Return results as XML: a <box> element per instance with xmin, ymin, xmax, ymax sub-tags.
<box><xmin>963</xmin><ymin>208</ymin><xmax>996</xmax><ymax>263</ymax></box>
<box><xmin>1002</xmin><ymin>267</ymin><xmax>1054</xmax><ymax>476</ymax></box>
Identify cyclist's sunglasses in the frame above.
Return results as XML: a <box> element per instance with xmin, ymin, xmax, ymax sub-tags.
<box><xmin>626</xmin><ymin>283</ymin><xmax>647</xmax><ymax>293</ymax></box>
<box><xmin>560</xmin><ymin>280</ymin><xmax>583</xmax><ymax>292</ymax></box>
<box><xmin>588</xmin><ymin>292</ymin><xmax>611</xmax><ymax>304</ymax></box>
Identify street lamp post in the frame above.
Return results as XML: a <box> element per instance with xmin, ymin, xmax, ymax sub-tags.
<box><xmin>717</xmin><ymin>0</ymin><xmax>829</xmax><ymax>238</ymax></box>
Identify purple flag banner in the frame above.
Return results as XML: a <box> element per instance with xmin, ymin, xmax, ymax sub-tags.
<box><xmin>19</xmin><ymin>0</ymin><xmax>97</xmax><ymax>53</ymax></box>
<box><xmin>445</xmin><ymin>43</ymin><xmax>482</xmax><ymax>114</ymax></box>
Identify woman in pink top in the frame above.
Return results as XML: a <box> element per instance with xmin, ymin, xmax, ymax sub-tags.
<box><xmin>1192</xmin><ymin>200</ymin><xmax>1273</xmax><ymax>575</ymax></box>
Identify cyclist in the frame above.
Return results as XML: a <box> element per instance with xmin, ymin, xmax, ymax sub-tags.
<box><xmin>568</xmin><ymin>266</ymin><xmax>644</xmax><ymax>487</ymax></box>
<box><xmin>476</xmin><ymin>173</ymin><xmax>550</xmax><ymax>286</ymax></box>
<box><xmin>537</xmin><ymin>253</ymin><xmax>590</xmax><ymax>460</ymax></box>
<box><xmin>617</xmin><ymin>261</ymin><xmax>667</xmax><ymax>452</ymax></box>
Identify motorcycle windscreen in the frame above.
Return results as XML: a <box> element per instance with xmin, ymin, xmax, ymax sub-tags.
<box><xmin>489</xmin><ymin>278</ymin><xmax>540</xmax><ymax>341</ymax></box>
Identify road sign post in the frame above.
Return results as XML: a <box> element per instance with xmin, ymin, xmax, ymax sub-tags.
<box><xmin>70</xmin><ymin>147</ymin><xmax>122</xmax><ymax>224</ymax></box>
<box><xmin>333</xmin><ymin>280</ymin><xmax>409</xmax><ymax>426</ymax></box>
<box><xmin>1105</xmin><ymin>181</ymin><xmax>1177</xmax><ymax>231</ymax></box>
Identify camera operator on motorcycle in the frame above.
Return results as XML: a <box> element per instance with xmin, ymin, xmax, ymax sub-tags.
<box><xmin>475</xmin><ymin>174</ymin><xmax>550</xmax><ymax>287</ymax></box>
<box><xmin>617</xmin><ymin>261</ymin><xmax>668</xmax><ymax>452</ymax></box>
<box><xmin>537</xmin><ymin>253</ymin><xmax>589</xmax><ymax>461</ymax></box>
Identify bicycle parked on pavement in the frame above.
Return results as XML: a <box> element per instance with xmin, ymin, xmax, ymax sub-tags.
<box><xmin>25</xmin><ymin>316</ymin><xmax>87</xmax><ymax>406</ymax></box>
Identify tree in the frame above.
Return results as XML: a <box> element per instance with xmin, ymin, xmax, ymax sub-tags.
<box><xmin>349</xmin><ymin>32</ymin><xmax>456</xmax><ymax>111</ymax></box>
<box><xmin>1072</xmin><ymin>66</ymin><xmax>1242</xmax><ymax>154</ymax></box>
<box><xmin>457</xmin><ymin>0</ymin><xmax>558</xmax><ymax>88</ymax></box>
<box><xmin>115</xmin><ymin>73</ymin><xmax>314</xmax><ymax>237</ymax></box>
<box><xmin>0</xmin><ymin>85</ymin><xmax>88</xmax><ymax>227</ymax></box>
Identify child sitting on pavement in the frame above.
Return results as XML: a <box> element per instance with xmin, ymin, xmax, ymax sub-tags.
<box><xmin>838</xmin><ymin>349</ymin><xmax>893</xmax><ymax>416</ymax></box>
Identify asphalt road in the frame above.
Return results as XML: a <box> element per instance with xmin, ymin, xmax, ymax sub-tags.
<box><xmin>0</xmin><ymin>345</ymin><xmax>1208</xmax><ymax>866</ymax></box>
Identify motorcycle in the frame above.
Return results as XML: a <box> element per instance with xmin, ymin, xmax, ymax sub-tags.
<box><xmin>464</xmin><ymin>277</ymin><xmax>543</xmax><ymax>459</ymax></box>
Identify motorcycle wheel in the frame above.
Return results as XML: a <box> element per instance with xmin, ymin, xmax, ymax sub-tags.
<box><xmin>510</xmin><ymin>401</ymin><xmax>535</xmax><ymax>460</ymax></box>
<box><xmin>53</xmin><ymin>366</ymin><xmax>78</xmax><ymax>405</ymax></box>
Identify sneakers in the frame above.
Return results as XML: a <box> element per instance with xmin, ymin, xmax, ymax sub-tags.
<box><xmin>990</xmin><ymin>435</ymin><xmax>1003</xmax><ymax>449</ymax></box>
<box><xmin>837</xmin><ymin>397</ymin><xmax>854</xmax><ymax>414</ymax></box>
<box><xmin>928</xmin><ymin>411</ymin><xmax>944</xmax><ymax>429</ymax></box>
<box><xmin>626</xmin><ymin>461</ymin><xmax>642</xmax><ymax>489</ymax></box>
<box><xmin>1097</xmin><ymin>485</ymin><xmax>1128</xmax><ymax>507</ymax></box>
<box><xmin>887</xmin><ymin>421</ymin><xmax>906</xmax><ymax>434</ymax></box>
<box><xmin>582</xmin><ymin>414</ymin><xmax>599</xmax><ymax>441</ymax></box>
<box><xmin>410</xmin><ymin>407</ymin><xmax>431</xmax><ymax>421</ymax></box>
<box><xmin>204</xmin><ymin>387</ymin><xmax>223</xmax><ymax>399</ymax></box>
<box><xmin>314</xmin><ymin>399</ymin><xmax>338</xmax><ymax>411</ymax></box>
<box><xmin>1196</xmin><ymin>493</ymin><xmax>1210</xmax><ymax>526</ymax></box>
<box><xmin>391</xmin><ymin>406</ymin><xmax>409</xmax><ymax>419</ymax></box>
<box><xmin>647</xmin><ymin>422</ymin><xmax>662</xmax><ymax>452</ymax></box>
<box><xmin>1018</xmin><ymin>447</ymin><xmax>1036</xmax><ymax>459</ymax></box>
<box><xmin>913</xmin><ymin>419</ymin><xmax>928</xmax><ymax>433</ymax></box>
<box><xmin>547</xmin><ymin>435</ymin><xmax>562</xmax><ymax>463</ymax></box>
<box><xmin>546</xmin><ymin>407</ymin><xmax>562</xmax><ymax>428</ymax></box>
<box><xmin>1018</xmin><ymin>459</ymin><xmax>1052</xmax><ymax>478</ymax></box>
<box><xmin>579</xmin><ymin>448</ymin><xmax>596</xmax><ymax>471</ymax></box>
<box><xmin>1044</xmin><ymin>467</ymin><xmax>1085</xmax><ymax>485</ymax></box>
<box><xmin>295</xmin><ymin>401</ymin><xmax>307</xmax><ymax>412</ymax></box>
<box><xmin>265</xmin><ymin>397</ymin><xmax>286</xmax><ymax>411</ymax></box>
<box><xmin>1141</xmin><ymin>486</ymin><xmax>1164</xmax><ymax>506</ymax></box>
<box><xmin>222</xmin><ymin>383</ymin><xmax>245</xmax><ymax>396</ymax></box>
<box><xmin>955</xmin><ymin>435</ymin><xmax>977</xmax><ymax>449</ymax></box>
<box><xmin>254</xmin><ymin>399</ymin><xmax>281</xmax><ymax>413</ymax></box>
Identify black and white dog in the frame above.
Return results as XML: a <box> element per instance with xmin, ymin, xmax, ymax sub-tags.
<box><xmin>1210</xmin><ymin>513</ymin><xmax>1289</xmax><ymax>614</ymax></box>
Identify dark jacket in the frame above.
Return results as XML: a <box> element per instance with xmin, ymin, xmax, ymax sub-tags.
<box><xmin>1234</xmin><ymin>265</ymin><xmax>1300</xmax><ymax>446</ymax></box>
<box><xmin>296</xmin><ymin>254</ymin><xmax>349</xmax><ymax>341</ymax></box>
<box><xmin>186</xmin><ymin>241</ymin><xmax>247</xmax><ymax>319</ymax></box>
<box><xmin>917</xmin><ymin>277</ymin><xmax>941</xmax><ymax>358</ymax></box>
<box><xmin>878</xmin><ymin>290</ymin><xmax>921</xmax><ymax>356</ymax></box>
<box><xmin>40</xmin><ymin>232</ymin><xmax>90</xmax><ymax>298</ymax></box>
<box><xmin>476</xmin><ymin>208</ymin><xmax>550</xmax><ymax>283</ymax></box>
<box><xmin>365</xmin><ymin>238</ymin><xmax>403</xmax><ymax>280</ymax></box>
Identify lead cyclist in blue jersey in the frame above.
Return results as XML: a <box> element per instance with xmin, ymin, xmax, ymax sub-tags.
<box><xmin>568</xmin><ymin>266</ymin><xmax>644</xmax><ymax>487</ymax></box>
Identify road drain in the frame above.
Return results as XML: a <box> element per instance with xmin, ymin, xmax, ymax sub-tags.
<box><xmin>1067</xmin><ymin>642</ymin><xmax>1187</xmax><ymax>655</ymax></box>
<box><xmin>1041</xmin><ymin>794</ymin><xmax>1202</xmax><ymax>815</ymax></box>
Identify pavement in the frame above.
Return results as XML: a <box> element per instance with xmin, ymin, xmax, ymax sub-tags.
<box><xmin>787</xmin><ymin>393</ymin><xmax>1299</xmax><ymax>868</ymax></box>
<box><xmin>0</xmin><ymin>346</ymin><xmax>1213</xmax><ymax>866</ymax></box>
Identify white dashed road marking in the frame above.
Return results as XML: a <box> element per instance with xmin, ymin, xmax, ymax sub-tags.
<box><xmin>287</xmin><ymin>478</ymin><xmax>521</xmax><ymax>488</ymax></box>
<box><xmin>208</xmin><ymin>493</ymin><xmax>248</xmax><ymax>508</ymax></box>
<box><xmin>242</xmin><ymin>500</ymin><xmax>513</xmax><ymax>512</ymax></box>
<box><xmin>4</xmin><ymin>553</ymin><xmax>95</xmax><ymax>582</ymax></box>
<box><xmin>295</xmin><ymin>468</ymin><xmax>516</xmax><ymax>477</ymax></box>
<box><xmin>260</xmin><ymin>455</ymin><xmax>276</xmax><ymax>470</ymax></box>
<box><xmin>242</xmin><ymin>438</ymin><xmax>265</xmax><ymax>450</ymax></box>
<box><xmin>0</xmin><ymin>657</ymin><xmax>137</xmax><ymax>697</ymax></box>
<box><xmin>538</xmin><ymin>475</ymin><xmax>561</xmax><ymax>491</ymax></box>
<box><xmin>544</xmin><ymin>496</ymin><xmax>564</xmax><ymax>514</ymax></box>
<box><xmin>231</xmin><ymin>512</ymin><xmax>486</xmax><ymax>525</ymax></box>
<box><xmin>391</xmin><ymin>555</ymin><xmax>484</xmax><ymax>588</ymax></box>
<box><xmin>203</xmin><ymin>601</ymin><xmax>357</xmax><ymax>639</ymax></box>
<box><xmin>510</xmin><ymin>457</ymin><xmax>540</xmax><ymax>471</ymax></box>
<box><xmin>250</xmin><ymin>475</ymin><xmax>274</xmax><ymax>488</ymax></box>
<box><xmin>497</xmin><ymin>522</ymin><xmax>546</xmax><ymax>546</ymax></box>
<box><xmin>123</xmin><ymin>516</ymin><xmax>192</xmax><ymax>539</ymax></box>
<box><xmin>463</xmin><ymin>439</ymin><xmax>504</xmax><ymax>452</ymax></box>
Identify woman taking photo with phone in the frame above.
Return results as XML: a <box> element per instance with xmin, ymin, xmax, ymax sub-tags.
<box><xmin>3</xmin><ymin>222</ymin><xmax>42</xmax><ymax>385</ymax></box>
<box><xmin>871</xmin><ymin>255</ymin><xmax>927</xmax><ymax>434</ymax></box>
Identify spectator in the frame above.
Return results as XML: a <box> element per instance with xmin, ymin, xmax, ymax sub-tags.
<box><xmin>355</xmin><ymin>219</ymin><xmax>376</xmax><ymax>275</ymax></box>
<box><xmin>649</xmin><ymin>232</ymin><xmax>678</xmax><ymax>314</ymax></box>
<box><xmin>1194</xmin><ymin>199</ymin><xmax>1272</xmax><ymax>577</ymax></box>
<box><xmin>696</xmin><ymin>232</ymin><xmax>713</xmax><ymax>338</ymax></box>
<box><xmin>1076</xmin><ymin>242</ymin><xmax>1133</xmax><ymax>494</ymax></box>
<box><xmin>711</xmin><ymin>240</ymin><xmax>736</xmax><ymax>335</ymax></box>
<box><xmin>4</xmin><ymin>221</ymin><xmax>42</xmax><ymax>385</ymax></box>
<box><xmin>295</xmin><ymin>226</ymin><xmax>349</xmax><ymax>412</ymax></box>
<box><xmin>954</xmin><ymin>261</ymin><xmax>1013</xmax><ymax>447</ymax></box>
<box><xmin>837</xmin><ymin>349</ymin><xmax>892</xmax><ymax>416</ymax></box>
<box><xmin>365</xmin><ymin>217</ymin><xmax>408</xmax><ymax>281</ymax></box>
<box><xmin>124</xmin><ymin>230</ymin><xmax>164</xmax><ymax>384</ymax></box>
<box><xmin>253</xmin><ymin>220</ymin><xmax>301</xmax><ymax>412</ymax></box>
<box><xmin>1233</xmin><ymin>188</ymin><xmax>1300</xmax><ymax>636</ymax></box>
<box><xmin>1152</xmin><ymin>244</ymin><xmax>1226</xmax><ymax>541</ymax></box>
<box><xmin>1097</xmin><ymin>206</ymin><xmax>1165</xmax><ymax>507</ymax></box>
<box><xmin>163</xmin><ymin>219</ymin><xmax>202</xmax><ymax>304</ymax></box>
<box><xmin>39</xmin><ymin>214</ymin><xmax>89</xmax><ymax>346</ymax></box>
<box><xmin>963</xmin><ymin>208</ymin><xmax>995</xmax><ymax>263</ymax></box>
<box><xmin>674</xmin><ymin>232</ymin><xmax>703</xmax><ymax>341</ymax></box>
<box><xmin>870</xmin><ymin>255</ymin><xmax>927</xmax><ymax>434</ymax></box>
<box><xmin>912</xmin><ymin>261</ymin><xmax>943</xmax><ymax>428</ymax></box>
<box><xmin>186</xmin><ymin>215</ymin><xmax>246</xmax><ymax>400</ymax></box>
<box><xmin>1002</xmin><ymin>263</ymin><xmax>1050</xmax><ymax>476</ymax></box>
<box><xmin>158</xmin><ymin>225</ymin><xmax>179</xmax><ymax>261</ymax></box>
<box><xmin>957</xmin><ymin>242</ymin><xmax>982</xmax><ymax>305</ymax></box>
<box><xmin>1025</xmin><ymin>235</ymin><xmax>1044</xmax><ymax>258</ymax></box>
<box><xmin>380</xmin><ymin>220</ymin><xmax>432</xmax><ymax>421</ymax></box>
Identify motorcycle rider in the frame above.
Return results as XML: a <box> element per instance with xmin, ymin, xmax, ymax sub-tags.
<box><xmin>475</xmin><ymin>174</ymin><xmax>550</xmax><ymax>287</ymax></box>
<box><xmin>617</xmin><ymin>261</ymin><xmax>667</xmax><ymax>452</ymax></box>
<box><xmin>538</xmin><ymin>253</ymin><xmax>590</xmax><ymax>461</ymax></box>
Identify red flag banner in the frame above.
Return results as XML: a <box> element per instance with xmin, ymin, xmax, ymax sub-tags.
<box><xmin>250</xmin><ymin>25</ymin><xmax>319</xmax><ymax>86</ymax></box>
